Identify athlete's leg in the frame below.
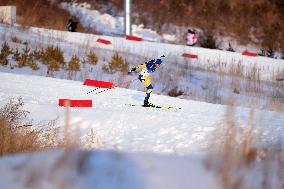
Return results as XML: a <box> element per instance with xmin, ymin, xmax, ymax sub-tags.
<box><xmin>143</xmin><ymin>76</ymin><xmax>153</xmax><ymax>106</ymax></box>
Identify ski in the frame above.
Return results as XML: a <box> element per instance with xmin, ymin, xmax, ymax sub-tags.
<box><xmin>125</xmin><ymin>103</ymin><xmax>181</xmax><ymax>110</ymax></box>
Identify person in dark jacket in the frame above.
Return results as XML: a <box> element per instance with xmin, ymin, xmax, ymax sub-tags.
<box><xmin>66</xmin><ymin>18</ymin><xmax>78</xmax><ymax>32</ymax></box>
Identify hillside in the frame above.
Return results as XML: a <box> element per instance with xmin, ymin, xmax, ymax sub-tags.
<box><xmin>68</xmin><ymin>0</ymin><xmax>284</xmax><ymax>53</ymax></box>
<box><xmin>1</xmin><ymin>0</ymin><xmax>283</xmax><ymax>54</ymax></box>
<box><xmin>0</xmin><ymin>0</ymin><xmax>97</xmax><ymax>34</ymax></box>
<box><xmin>1</xmin><ymin>24</ymin><xmax>284</xmax><ymax>113</ymax></box>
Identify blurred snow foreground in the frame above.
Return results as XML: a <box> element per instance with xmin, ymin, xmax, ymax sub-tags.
<box><xmin>0</xmin><ymin>150</ymin><xmax>218</xmax><ymax>189</ymax></box>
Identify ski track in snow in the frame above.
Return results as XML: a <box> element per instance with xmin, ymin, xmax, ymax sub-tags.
<box><xmin>0</xmin><ymin>72</ymin><xmax>283</xmax><ymax>155</ymax></box>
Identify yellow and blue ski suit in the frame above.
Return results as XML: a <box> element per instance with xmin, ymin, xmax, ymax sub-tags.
<box><xmin>129</xmin><ymin>58</ymin><xmax>163</xmax><ymax>104</ymax></box>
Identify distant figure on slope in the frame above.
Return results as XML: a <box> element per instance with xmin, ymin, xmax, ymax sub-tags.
<box><xmin>128</xmin><ymin>55</ymin><xmax>165</xmax><ymax>107</ymax></box>
<box><xmin>66</xmin><ymin>18</ymin><xmax>78</xmax><ymax>32</ymax></box>
<box><xmin>186</xmin><ymin>29</ymin><xmax>198</xmax><ymax>46</ymax></box>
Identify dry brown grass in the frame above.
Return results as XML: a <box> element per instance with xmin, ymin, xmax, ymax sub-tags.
<box><xmin>86</xmin><ymin>51</ymin><xmax>98</xmax><ymax>65</ymax></box>
<box><xmin>11</xmin><ymin>36</ymin><xmax>22</xmax><ymax>44</ymax></box>
<box><xmin>205</xmin><ymin>105</ymin><xmax>284</xmax><ymax>189</ymax></box>
<box><xmin>132</xmin><ymin>0</ymin><xmax>284</xmax><ymax>51</ymax></box>
<box><xmin>0</xmin><ymin>41</ymin><xmax>11</xmax><ymax>66</ymax></box>
<box><xmin>168</xmin><ymin>87</ymin><xmax>184</xmax><ymax>97</ymax></box>
<box><xmin>0</xmin><ymin>0</ymin><xmax>97</xmax><ymax>34</ymax></box>
<box><xmin>0</xmin><ymin>97</ymin><xmax>40</xmax><ymax>155</ymax></box>
<box><xmin>0</xmin><ymin>97</ymin><xmax>102</xmax><ymax>156</ymax></box>
<box><xmin>1</xmin><ymin>0</ymin><xmax>283</xmax><ymax>51</ymax></box>
<box><xmin>68</xmin><ymin>55</ymin><xmax>80</xmax><ymax>71</ymax></box>
<box><xmin>102</xmin><ymin>51</ymin><xmax>129</xmax><ymax>73</ymax></box>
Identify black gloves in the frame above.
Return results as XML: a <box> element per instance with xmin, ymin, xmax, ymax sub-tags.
<box><xmin>128</xmin><ymin>67</ymin><xmax>136</xmax><ymax>75</ymax></box>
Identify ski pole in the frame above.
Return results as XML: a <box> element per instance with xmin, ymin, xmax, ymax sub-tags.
<box><xmin>86</xmin><ymin>87</ymin><xmax>101</xmax><ymax>94</ymax></box>
<box><xmin>88</xmin><ymin>78</ymin><xmax>136</xmax><ymax>96</ymax></box>
<box><xmin>86</xmin><ymin>74</ymin><xmax>122</xmax><ymax>94</ymax></box>
<box><xmin>94</xmin><ymin>87</ymin><xmax>112</xmax><ymax>95</ymax></box>
<box><xmin>117</xmin><ymin>78</ymin><xmax>137</xmax><ymax>88</ymax></box>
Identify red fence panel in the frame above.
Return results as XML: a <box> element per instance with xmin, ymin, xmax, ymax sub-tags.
<box><xmin>242</xmin><ymin>51</ymin><xmax>258</xmax><ymax>57</ymax></box>
<box><xmin>58</xmin><ymin>99</ymin><xmax>93</xmax><ymax>107</ymax></box>
<box><xmin>182</xmin><ymin>53</ymin><xmax>198</xmax><ymax>59</ymax></box>
<box><xmin>83</xmin><ymin>79</ymin><xmax>114</xmax><ymax>88</ymax></box>
<box><xmin>97</xmin><ymin>38</ymin><xmax>112</xmax><ymax>45</ymax></box>
<box><xmin>126</xmin><ymin>35</ymin><xmax>143</xmax><ymax>41</ymax></box>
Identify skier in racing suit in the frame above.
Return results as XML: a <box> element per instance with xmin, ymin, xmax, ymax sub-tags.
<box><xmin>128</xmin><ymin>55</ymin><xmax>165</xmax><ymax>107</ymax></box>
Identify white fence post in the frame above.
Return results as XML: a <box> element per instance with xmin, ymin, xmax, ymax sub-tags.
<box><xmin>0</xmin><ymin>6</ymin><xmax>16</xmax><ymax>25</ymax></box>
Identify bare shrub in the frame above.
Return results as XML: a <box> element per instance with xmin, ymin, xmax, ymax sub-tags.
<box><xmin>168</xmin><ymin>87</ymin><xmax>184</xmax><ymax>97</ymax></box>
<box><xmin>47</xmin><ymin>59</ymin><xmax>60</xmax><ymax>72</ymax></box>
<box><xmin>11</xmin><ymin>36</ymin><xmax>22</xmax><ymax>44</ymax></box>
<box><xmin>12</xmin><ymin>47</ymin><xmax>21</xmax><ymax>62</ymax></box>
<box><xmin>68</xmin><ymin>55</ymin><xmax>80</xmax><ymax>71</ymax></box>
<box><xmin>233</xmin><ymin>87</ymin><xmax>240</xmax><ymax>94</ymax></box>
<box><xmin>0</xmin><ymin>97</ymin><xmax>29</xmax><ymax>126</ymax></box>
<box><xmin>0</xmin><ymin>98</ymin><xmax>102</xmax><ymax>156</ymax></box>
<box><xmin>32</xmin><ymin>47</ymin><xmax>45</xmax><ymax>61</ymax></box>
<box><xmin>0</xmin><ymin>118</ymin><xmax>42</xmax><ymax>156</ymax></box>
<box><xmin>0</xmin><ymin>41</ymin><xmax>11</xmax><ymax>66</ymax></box>
<box><xmin>86</xmin><ymin>51</ymin><xmax>98</xmax><ymax>65</ymax></box>
<box><xmin>42</xmin><ymin>45</ymin><xmax>65</xmax><ymax>73</ymax></box>
<box><xmin>102</xmin><ymin>51</ymin><xmax>128</xmax><ymax>73</ymax></box>
<box><xmin>205</xmin><ymin>107</ymin><xmax>283</xmax><ymax>189</ymax></box>
<box><xmin>17</xmin><ymin>45</ymin><xmax>33</xmax><ymax>68</ymax></box>
<box><xmin>29</xmin><ymin>59</ymin><xmax>40</xmax><ymax>71</ymax></box>
<box><xmin>42</xmin><ymin>45</ymin><xmax>65</xmax><ymax>67</ymax></box>
<box><xmin>0</xmin><ymin>97</ymin><xmax>39</xmax><ymax>156</ymax></box>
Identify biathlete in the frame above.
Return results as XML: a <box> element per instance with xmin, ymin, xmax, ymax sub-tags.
<box><xmin>128</xmin><ymin>55</ymin><xmax>165</xmax><ymax>107</ymax></box>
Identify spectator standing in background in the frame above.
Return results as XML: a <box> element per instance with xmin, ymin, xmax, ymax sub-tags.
<box><xmin>186</xmin><ymin>29</ymin><xmax>198</xmax><ymax>46</ymax></box>
<box><xmin>66</xmin><ymin>18</ymin><xmax>78</xmax><ymax>32</ymax></box>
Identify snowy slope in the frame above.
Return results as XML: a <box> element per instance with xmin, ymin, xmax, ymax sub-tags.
<box><xmin>2</xmin><ymin>23</ymin><xmax>284</xmax><ymax>83</ymax></box>
<box><xmin>0</xmin><ymin>72</ymin><xmax>283</xmax><ymax>155</ymax></box>
<box><xmin>0</xmin><ymin>71</ymin><xmax>283</xmax><ymax>189</ymax></box>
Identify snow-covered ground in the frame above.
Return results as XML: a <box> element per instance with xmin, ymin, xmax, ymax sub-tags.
<box><xmin>1</xmin><ymin>23</ymin><xmax>284</xmax><ymax>113</ymax></box>
<box><xmin>0</xmin><ymin>71</ymin><xmax>283</xmax><ymax>189</ymax></box>
<box><xmin>0</xmin><ymin>17</ymin><xmax>284</xmax><ymax>188</ymax></box>
<box><xmin>0</xmin><ymin>72</ymin><xmax>283</xmax><ymax>155</ymax></box>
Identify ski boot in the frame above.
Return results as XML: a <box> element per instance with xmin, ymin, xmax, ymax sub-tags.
<box><xmin>144</xmin><ymin>93</ymin><xmax>152</xmax><ymax>107</ymax></box>
<box><xmin>144</xmin><ymin>97</ymin><xmax>149</xmax><ymax>107</ymax></box>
